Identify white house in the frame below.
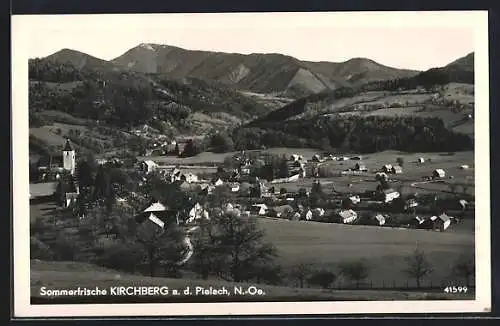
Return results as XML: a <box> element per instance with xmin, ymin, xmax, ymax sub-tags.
<box><xmin>373</xmin><ymin>214</ymin><xmax>386</xmax><ymax>226</ymax></box>
<box><xmin>250</xmin><ymin>204</ymin><xmax>268</xmax><ymax>216</ymax></box>
<box><xmin>348</xmin><ymin>195</ymin><xmax>361</xmax><ymax>205</ymax></box>
<box><xmin>140</xmin><ymin>160</ymin><xmax>158</xmax><ymax>174</ymax></box>
<box><xmin>430</xmin><ymin>213</ymin><xmax>452</xmax><ymax>231</ymax></box>
<box><xmin>312</xmin><ymin>208</ymin><xmax>325</xmax><ymax>219</ymax></box>
<box><xmin>213</xmin><ymin>178</ymin><xmax>224</xmax><ymax>186</ymax></box>
<box><xmin>303</xmin><ymin>209</ymin><xmax>313</xmax><ymax>221</ymax></box>
<box><xmin>433</xmin><ymin>168</ymin><xmax>446</xmax><ymax>179</ymax></box>
<box><xmin>181</xmin><ymin>172</ymin><xmax>199</xmax><ymax>183</ymax></box>
<box><xmin>459</xmin><ymin>165</ymin><xmax>469</xmax><ymax>170</ymax></box>
<box><xmin>339</xmin><ymin>209</ymin><xmax>358</xmax><ymax>224</ymax></box>
<box><xmin>417</xmin><ymin>157</ymin><xmax>425</xmax><ymax>164</ymax></box>
<box><xmin>382</xmin><ymin>164</ymin><xmax>393</xmax><ymax>173</ymax></box>
<box><xmin>186</xmin><ymin>203</ymin><xmax>210</xmax><ymax>224</ymax></box>
<box><xmin>381</xmin><ymin>188</ymin><xmax>400</xmax><ymax>203</ymax></box>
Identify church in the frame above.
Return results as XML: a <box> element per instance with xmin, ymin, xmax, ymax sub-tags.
<box><xmin>29</xmin><ymin>139</ymin><xmax>80</xmax><ymax>208</ymax></box>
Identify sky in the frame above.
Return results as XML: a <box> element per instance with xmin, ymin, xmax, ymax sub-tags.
<box><xmin>15</xmin><ymin>11</ymin><xmax>480</xmax><ymax>71</ymax></box>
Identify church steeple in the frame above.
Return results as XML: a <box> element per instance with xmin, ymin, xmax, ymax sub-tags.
<box><xmin>62</xmin><ymin>139</ymin><xmax>76</xmax><ymax>175</ymax></box>
<box><xmin>63</xmin><ymin>139</ymin><xmax>74</xmax><ymax>152</ymax></box>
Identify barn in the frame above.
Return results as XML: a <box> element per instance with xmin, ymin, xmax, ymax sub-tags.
<box><xmin>433</xmin><ymin>169</ymin><xmax>446</xmax><ymax>179</ymax></box>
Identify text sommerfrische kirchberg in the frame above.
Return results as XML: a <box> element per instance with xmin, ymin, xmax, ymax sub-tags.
<box><xmin>39</xmin><ymin>286</ymin><xmax>170</xmax><ymax>296</ymax></box>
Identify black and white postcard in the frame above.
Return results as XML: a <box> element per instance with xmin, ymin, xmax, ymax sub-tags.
<box><xmin>11</xmin><ymin>11</ymin><xmax>491</xmax><ymax>317</ymax></box>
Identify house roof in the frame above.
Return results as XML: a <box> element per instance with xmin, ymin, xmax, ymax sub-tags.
<box><xmin>383</xmin><ymin>188</ymin><xmax>398</xmax><ymax>194</ymax></box>
<box><xmin>30</xmin><ymin>182</ymin><xmax>58</xmax><ymax>198</ymax></box>
<box><xmin>63</xmin><ymin>139</ymin><xmax>74</xmax><ymax>151</ymax></box>
<box><xmin>339</xmin><ymin>209</ymin><xmax>357</xmax><ymax>219</ymax></box>
<box><xmin>143</xmin><ymin>160</ymin><xmax>158</xmax><ymax>168</ymax></box>
<box><xmin>434</xmin><ymin>168</ymin><xmax>446</xmax><ymax>174</ymax></box>
<box><xmin>392</xmin><ymin>166</ymin><xmax>403</xmax><ymax>171</ymax></box>
<box><xmin>144</xmin><ymin>202</ymin><xmax>168</xmax><ymax>212</ymax></box>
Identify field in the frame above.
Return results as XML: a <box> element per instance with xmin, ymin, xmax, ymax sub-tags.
<box><xmin>266</xmin><ymin>150</ymin><xmax>474</xmax><ymax>195</ymax></box>
<box><xmin>139</xmin><ymin>147</ymin><xmax>321</xmax><ymax>165</ymax></box>
<box><xmin>30</xmin><ymin>260</ymin><xmax>471</xmax><ymax>303</ymax></box>
<box><xmin>258</xmin><ymin>218</ymin><xmax>474</xmax><ymax>288</ymax></box>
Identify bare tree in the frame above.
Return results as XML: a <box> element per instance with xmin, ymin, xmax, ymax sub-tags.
<box><xmin>339</xmin><ymin>260</ymin><xmax>371</xmax><ymax>288</ymax></box>
<box><xmin>290</xmin><ymin>263</ymin><xmax>312</xmax><ymax>288</ymax></box>
<box><xmin>452</xmin><ymin>254</ymin><xmax>475</xmax><ymax>287</ymax></box>
<box><xmin>404</xmin><ymin>248</ymin><xmax>433</xmax><ymax>288</ymax></box>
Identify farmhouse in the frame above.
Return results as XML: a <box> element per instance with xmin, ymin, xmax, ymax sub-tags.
<box><xmin>430</xmin><ymin>213</ymin><xmax>452</xmax><ymax>231</ymax></box>
<box><xmin>433</xmin><ymin>169</ymin><xmax>446</xmax><ymax>179</ymax></box>
<box><xmin>270</xmin><ymin>205</ymin><xmax>294</xmax><ymax>219</ymax></box>
<box><xmin>135</xmin><ymin>201</ymin><xmax>176</xmax><ymax>227</ymax></box>
<box><xmin>354</xmin><ymin>163</ymin><xmax>368</xmax><ymax>172</ymax></box>
<box><xmin>180</xmin><ymin>172</ymin><xmax>199</xmax><ymax>183</ymax></box>
<box><xmin>409</xmin><ymin>216</ymin><xmax>427</xmax><ymax>228</ymax></box>
<box><xmin>186</xmin><ymin>203</ymin><xmax>210</xmax><ymax>224</ymax></box>
<box><xmin>302</xmin><ymin>209</ymin><xmax>313</xmax><ymax>221</ymax></box>
<box><xmin>381</xmin><ymin>164</ymin><xmax>393</xmax><ymax>173</ymax></box>
<box><xmin>139</xmin><ymin>160</ymin><xmax>158</xmax><ymax>174</ymax></box>
<box><xmin>417</xmin><ymin>157</ymin><xmax>425</xmax><ymax>164</ymax></box>
<box><xmin>312</xmin><ymin>208</ymin><xmax>326</xmax><ymax>219</ymax></box>
<box><xmin>250</xmin><ymin>204</ymin><xmax>268</xmax><ymax>216</ymax></box>
<box><xmin>311</xmin><ymin>154</ymin><xmax>322</xmax><ymax>162</ymax></box>
<box><xmin>460</xmin><ymin>165</ymin><xmax>470</xmax><ymax>170</ymax></box>
<box><xmin>212</xmin><ymin>178</ymin><xmax>224</xmax><ymax>186</ymax></box>
<box><xmin>379</xmin><ymin>188</ymin><xmax>400</xmax><ymax>203</ymax></box>
<box><xmin>391</xmin><ymin>166</ymin><xmax>403</xmax><ymax>174</ymax></box>
<box><xmin>459</xmin><ymin>199</ymin><xmax>468</xmax><ymax>211</ymax></box>
<box><xmin>290</xmin><ymin>154</ymin><xmax>303</xmax><ymax>161</ymax></box>
<box><xmin>372</xmin><ymin>214</ymin><xmax>387</xmax><ymax>226</ymax></box>
<box><xmin>338</xmin><ymin>209</ymin><xmax>358</xmax><ymax>224</ymax></box>
<box><xmin>348</xmin><ymin>195</ymin><xmax>361</xmax><ymax>205</ymax></box>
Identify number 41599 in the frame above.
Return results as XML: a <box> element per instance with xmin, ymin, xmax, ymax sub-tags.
<box><xmin>444</xmin><ymin>286</ymin><xmax>468</xmax><ymax>294</ymax></box>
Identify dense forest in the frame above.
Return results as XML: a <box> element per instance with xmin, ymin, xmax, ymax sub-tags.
<box><xmin>233</xmin><ymin>115</ymin><xmax>473</xmax><ymax>153</ymax></box>
<box><xmin>28</xmin><ymin>59</ymin><xmax>268</xmax><ymax>130</ymax></box>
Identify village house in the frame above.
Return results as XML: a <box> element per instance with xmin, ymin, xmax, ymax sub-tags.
<box><xmin>378</xmin><ymin>188</ymin><xmax>400</xmax><ymax>203</ymax></box>
<box><xmin>354</xmin><ymin>163</ymin><xmax>368</xmax><ymax>172</ymax></box>
<box><xmin>381</xmin><ymin>164</ymin><xmax>393</xmax><ymax>173</ymax></box>
<box><xmin>135</xmin><ymin>201</ymin><xmax>177</xmax><ymax>227</ymax></box>
<box><xmin>139</xmin><ymin>160</ymin><xmax>159</xmax><ymax>174</ymax></box>
<box><xmin>391</xmin><ymin>165</ymin><xmax>403</xmax><ymax>174</ymax></box>
<box><xmin>338</xmin><ymin>209</ymin><xmax>358</xmax><ymax>224</ymax></box>
<box><xmin>430</xmin><ymin>213</ymin><xmax>452</xmax><ymax>231</ymax></box>
<box><xmin>348</xmin><ymin>195</ymin><xmax>361</xmax><ymax>205</ymax></box>
<box><xmin>417</xmin><ymin>157</ymin><xmax>425</xmax><ymax>164</ymax></box>
<box><xmin>459</xmin><ymin>165</ymin><xmax>470</xmax><ymax>170</ymax></box>
<box><xmin>433</xmin><ymin>168</ymin><xmax>446</xmax><ymax>179</ymax></box>
<box><xmin>270</xmin><ymin>205</ymin><xmax>294</xmax><ymax>219</ymax></box>
<box><xmin>409</xmin><ymin>216</ymin><xmax>427</xmax><ymax>228</ymax></box>
<box><xmin>372</xmin><ymin>214</ymin><xmax>387</xmax><ymax>226</ymax></box>
<box><xmin>186</xmin><ymin>203</ymin><xmax>210</xmax><ymax>224</ymax></box>
<box><xmin>302</xmin><ymin>209</ymin><xmax>313</xmax><ymax>221</ymax></box>
<box><xmin>250</xmin><ymin>203</ymin><xmax>268</xmax><ymax>216</ymax></box>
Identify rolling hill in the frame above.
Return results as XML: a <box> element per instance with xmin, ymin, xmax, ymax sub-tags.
<box><xmin>232</xmin><ymin>53</ymin><xmax>474</xmax><ymax>154</ymax></box>
<box><xmin>28</xmin><ymin>51</ymin><xmax>272</xmax><ymax>156</ymax></box>
<box><xmin>111</xmin><ymin>43</ymin><xmax>420</xmax><ymax>97</ymax></box>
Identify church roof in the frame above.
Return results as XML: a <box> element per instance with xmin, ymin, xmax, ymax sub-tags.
<box><xmin>63</xmin><ymin>139</ymin><xmax>74</xmax><ymax>151</ymax></box>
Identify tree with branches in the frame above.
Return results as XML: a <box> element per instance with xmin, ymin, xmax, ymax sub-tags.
<box><xmin>404</xmin><ymin>248</ymin><xmax>433</xmax><ymax>288</ymax></box>
<box><xmin>339</xmin><ymin>260</ymin><xmax>371</xmax><ymax>288</ymax></box>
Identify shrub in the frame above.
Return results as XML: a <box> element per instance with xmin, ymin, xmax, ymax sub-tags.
<box><xmin>30</xmin><ymin>236</ymin><xmax>54</xmax><ymax>260</ymax></box>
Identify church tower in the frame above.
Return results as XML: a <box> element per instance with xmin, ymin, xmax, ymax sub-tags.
<box><xmin>62</xmin><ymin>139</ymin><xmax>76</xmax><ymax>175</ymax></box>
